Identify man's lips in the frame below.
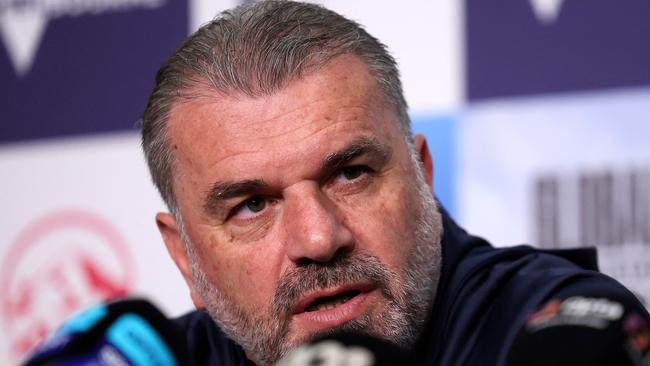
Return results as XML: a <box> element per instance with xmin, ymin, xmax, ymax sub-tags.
<box><xmin>292</xmin><ymin>283</ymin><xmax>375</xmax><ymax>315</ymax></box>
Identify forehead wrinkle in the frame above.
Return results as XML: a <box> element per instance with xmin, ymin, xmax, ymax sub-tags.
<box><xmin>234</xmin><ymin>103</ymin><xmax>375</xmax><ymax>145</ymax></box>
<box><xmin>204</xmin><ymin>114</ymin><xmax>376</xmax><ymax>172</ymax></box>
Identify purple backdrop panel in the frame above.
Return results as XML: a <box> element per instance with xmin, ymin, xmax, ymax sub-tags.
<box><xmin>466</xmin><ymin>0</ymin><xmax>650</xmax><ymax>100</ymax></box>
<box><xmin>0</xmin><ymin>1</ymin><xmax>188</xmax><ymax>143</ymax></box>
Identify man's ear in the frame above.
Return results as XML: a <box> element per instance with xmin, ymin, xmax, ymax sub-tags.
<box><xmin>156</xmin><ymin>212</ymin><xmax>205</xmax><ymax>309</ymax></box>
<box><xmin>413</xmin><ymin>134</ymin><xmax>434</xmax><ymax>191</ymax></box>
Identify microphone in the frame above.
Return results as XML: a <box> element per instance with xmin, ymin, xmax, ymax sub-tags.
<box><xmin>506</xmin><ymin>296</ymin><xmax>650</xmax><ymax>366</ymax></box>
<box><xmin>276</xmin><ymin>332</ymin><xmax>415</xmax><ymax>366</ymax></box>
<box><xmin>22</xmin><ymin>298</ymin><xmax>188</xmax><ymax>366</ymax></box>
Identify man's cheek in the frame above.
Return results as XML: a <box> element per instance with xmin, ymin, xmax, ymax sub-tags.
<box><xmin>369</xmin><ymin>186</ymin><xmax>416</xmax><ymax>260</ymax></box>
<box><xmin>346</xmin><ymin>210</ymin><xmax>410</xmax><ymax>263</ymax></box>
<box><xmin>368</xmin><ymin>184</ymin><xmax>411</xmax><ymax>230</ymax></box>
<box><xmin>227</xmin><ymin>251</ymin><xmax>279</xmax><ymax>307</ymax></box>
<box><xmin>193</xmin><ymin>239</ymin><xmax>244</xmax><ymax>296</ymax></box>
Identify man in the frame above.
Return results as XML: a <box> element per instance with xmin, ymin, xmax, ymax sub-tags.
<box><xmin>141</xmin><ymin>1</ymin><xmax>650</xmax><ymax>365</ymax></box>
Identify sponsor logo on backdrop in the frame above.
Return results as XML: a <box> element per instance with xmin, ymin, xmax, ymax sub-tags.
<box><xmin>466</xmin><ymin>0</ymin><xmax>650</xmax><ymax>99</ymax></box>
<box><xmin>535</xmin><ymin>167</ymin><xmax>650</xmax><ymax>248</ymax></box>
<box><xmin>0</xmin><ymin>209</ymin><xmax>136</xmax><ymax>361</ymax></box>
<box><xmin>0</xmin><ymin>0</ymin><xmax>165</xmax><ymax>76</ymax></box>
<box><xmin>533</xmin><ymin>167</ymin><xmax>650</xmax><ymax>306</ymax></box>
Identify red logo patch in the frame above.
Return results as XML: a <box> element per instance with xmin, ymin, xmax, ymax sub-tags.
<box><xmin>1</xmin><ymin>209</ymin><xmax>136</xmax><ymax>361</ymax></box>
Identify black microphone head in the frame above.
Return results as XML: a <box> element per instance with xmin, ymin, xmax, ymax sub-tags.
<box><xmin>23</xmin><ymin>298</ymin><xmax>188</xmax><ymax>366</ymax></box>
<box><xmin>506</xmin><ymin>296</ymin><xmax>650</xmax><ymax>366</ymax></box>
<box><xmin>276</xmin><ymin>332</ymin><xmax>415</xmax><ymax>366</ymax></box>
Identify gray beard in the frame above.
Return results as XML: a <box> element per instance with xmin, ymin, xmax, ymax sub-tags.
<box><xmin>181</xmin><ymin>153</ymin><xmax>443</xmax><ymax>366</ymax></box>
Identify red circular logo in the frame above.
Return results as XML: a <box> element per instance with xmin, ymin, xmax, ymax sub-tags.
<box><xmin>0</xmin><ymin>209</ymin><xmax>136</xmax><ymax>361</ymax></box>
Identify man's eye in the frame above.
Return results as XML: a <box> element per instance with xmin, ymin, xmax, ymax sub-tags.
<box><xmin>245</xmin><ymin>197</ymin><xmax>266</xmax><ymax>212</ymax></box>
<box><xmin>333</xmin><ymin>165</ymin><xmax>371</xmax><ymax>184</ymax></box>
<box><xmin>231</xmin><ymin>196</ymin><xmax>267</xmax><ymax>219</ymax></box>
<box><xmin>341</xmin><ymin>166</ymin><xmax>365</xmax><ymax>180</ymax></box>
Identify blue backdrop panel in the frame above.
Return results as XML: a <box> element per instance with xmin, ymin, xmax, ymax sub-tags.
<box><xmin>466</xmin><ymin>0</ymin><xmax>650</xmax><ymax>100</ymax></box>
<box><xmin>412</xmin><ymin>116</ymin><xmax>456</xmax><ymax>217</ymax></box>
<box><xmin>0</xmin><ymin>2</ymin><xmax>188</xmax><ymax>143</ymax></box>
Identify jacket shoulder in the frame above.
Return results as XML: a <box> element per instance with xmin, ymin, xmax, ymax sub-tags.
<box><xmin>174</xmin><ymin>310</ymin><xmax>250</xmax><ymax>366</ymax></box>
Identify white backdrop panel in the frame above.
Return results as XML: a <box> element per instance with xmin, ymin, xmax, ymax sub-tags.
<box><xmin>0</xmin><ymin>133</ymin><xmax>192</xmax><ymax>364</ymax></box>
<box><xmin>458</xmin><ymin>86</ymin><xmax>650</xmax><ymax>304</ymax></box>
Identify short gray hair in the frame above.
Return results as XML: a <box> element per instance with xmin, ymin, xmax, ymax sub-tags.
<box><xmin>141</xmin><ymin>0</ymin><xmax>410</xmax><ymax>212</ymax></box>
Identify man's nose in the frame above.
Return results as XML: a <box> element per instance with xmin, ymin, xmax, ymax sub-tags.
<box><xmin>283</xmin><ymin>183</ymin><xmax>354</xmax><ymax>264</ymax></box>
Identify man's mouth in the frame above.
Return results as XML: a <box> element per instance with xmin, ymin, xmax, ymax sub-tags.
<box><xmin>293</xmin><ymin>284</ymin><xmax>374</xmax><ymax>315</ymax></box>
<box><xmin>304</xmin><ymin>290</ymin><xmax>361</xmax><ymax>312</ymax></box>
<box><xmin>290</xmin><ymin>284</ymin><xmax>376</xmax><ymax>328</ymax></box>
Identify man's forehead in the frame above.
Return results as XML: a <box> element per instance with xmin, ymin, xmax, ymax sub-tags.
<box><xmin>167</xmin><ymin>56</ymin><xmax>383</xmax><ymax>128</ymax></box>
<box><xmin>165</xmin><ymin>55</ymin><xmax>396</xmax><ymax>163</ymax></box>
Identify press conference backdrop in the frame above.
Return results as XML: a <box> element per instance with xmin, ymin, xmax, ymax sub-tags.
<box><xmin>1</xmin><ymin>0</ymin><xmax>648</xmax><ymax>363</ymax></box>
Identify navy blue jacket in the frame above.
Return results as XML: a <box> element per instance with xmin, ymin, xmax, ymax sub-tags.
<box><xmin>175</xmin><ymin>211</ymin><xmax>650</xmax><ymax>365</ymax></box>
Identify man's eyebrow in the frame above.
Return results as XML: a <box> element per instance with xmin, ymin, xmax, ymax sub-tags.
<box><xmin>322</xmin><ymin>137</ymin><xmax>393</xmax><ymax>171</ymax></box>
<box><xmin>203</xmin><ymin>179</ymin><xmax>268</xmax><ymax>216</ymax></box>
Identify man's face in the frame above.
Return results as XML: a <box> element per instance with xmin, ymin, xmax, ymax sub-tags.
<box><xmin>158</xmin><ymin>55</ymin><xmax>443</xmax><ymax>365</ymax></box>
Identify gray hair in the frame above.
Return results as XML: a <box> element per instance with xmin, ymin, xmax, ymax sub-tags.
<box><xmin>141</xmin><ymin>0</ymin><xmax>410</xmax><ymax>212</ymax></box>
